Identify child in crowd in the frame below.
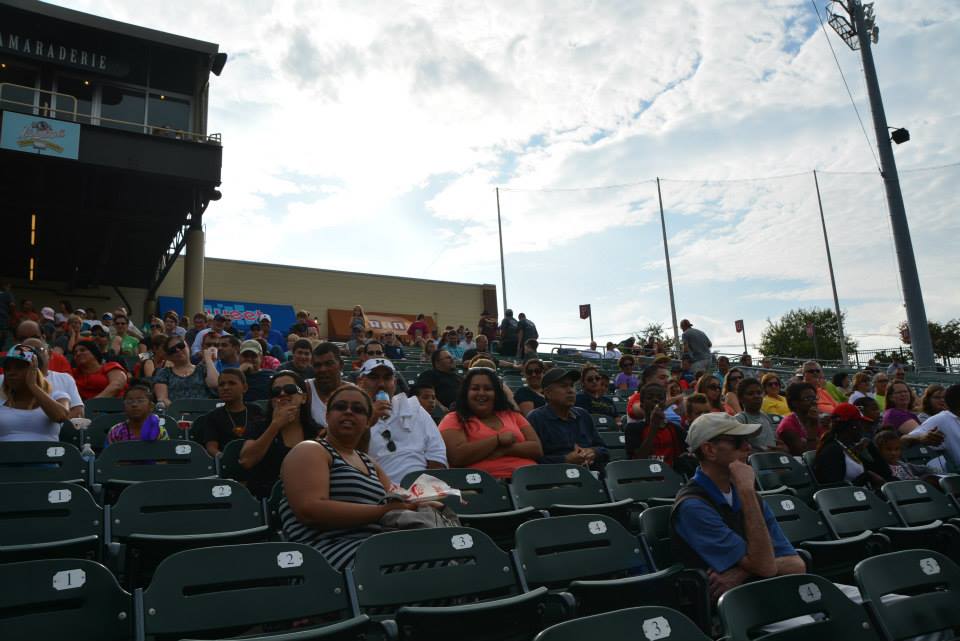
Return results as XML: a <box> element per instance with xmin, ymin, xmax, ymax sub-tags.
<box><xmin>107</xmin><ymin>384</ymin><xmax>168</xmax><ymax>444</ymax></box>
<box><xmin>412</xmin><ymin>383</ymin><xmax>445</xmax><ymax>423</ymax></box>
<box><xmin>874</xmin><ymin>429</ymin><xmax>936</xmax><ymax>482</ymax></box>
<box><xmin>853</xmin><ymin>396</ymin><xmax>882</xmax><ymax>438</ymax></box>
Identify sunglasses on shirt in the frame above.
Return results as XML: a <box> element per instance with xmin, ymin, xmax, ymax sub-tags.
<box><xmin>269</xmin><ymin>384</ymin><xmax>304</xmax><ymax>398</ymax></box>
<box><xmin>381</xmin><ymin>429</ymin><xmax>397</xmax><ymax>452</ymax></box>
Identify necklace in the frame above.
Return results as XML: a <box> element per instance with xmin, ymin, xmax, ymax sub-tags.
<box><xmin>226</xmin><ymin>406</ymin><xmax>248</xmax><ymax>437</ymax></box>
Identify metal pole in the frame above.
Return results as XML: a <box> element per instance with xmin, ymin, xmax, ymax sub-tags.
<box><xmin>813</xmin><ymin>170</ymin><xmax>849</xmax><ymax>366</ymax></box>
<box><xmin>495</xmin><ymin>187</ymin><xmax>508</xmax><ymax>314</ymax></box>
<box><xmin>742</xmin><ymin>325</ymin><xmax>748</xmax><ymax>357</ymax></box>
<box><xmin>589</xmin><ymin>315</ymin><xmax>594</xmax><ymax>344</ymax></box>
<box><xmin>850</xmin><ymin>0</ymin><xmax>934</xmax><ymax>370</ymax></box>
<box><xmin>656</xmin><ymin>178</ymin><xmax>681</xmax><ymax>354</ymax></box>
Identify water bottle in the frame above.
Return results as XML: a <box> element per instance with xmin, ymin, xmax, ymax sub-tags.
<box><xmin>155</xmin><ymin>400</ymin><xmax>166</xmax><ymax>416</ymax></box>
<box><xmin>375</xmin><ymin>390</ymin><xmax>391</xmax><ymax>419</ymax></box>
<box><xmin>80</xmin><ymin>441</ymin><xmax>95</xmax><ymax>463</ymax></box>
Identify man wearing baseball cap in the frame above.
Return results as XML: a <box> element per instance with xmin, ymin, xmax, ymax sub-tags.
<box><xmin>671</xmin><ymin>412</ymin><xmax>804</xmax><ymax>598</ymax></box>
<box><xmin>357</xmin><ymin>357</ymin><xmax>447</xmax><ymax>482</ymax></box>
<box><xmin>527</xmin><ymin>368</ymin><xmax>608</xmax><ymax>470</ymax></box>
<box><xmin>238</xmin><ymin>340</ymin><xmax>272</xmax><ymax>402</ymax></box>
<box><xmin>191</xmin><ymin>313</ymin><xmax>228</xmax><ymax>356</ymax></box>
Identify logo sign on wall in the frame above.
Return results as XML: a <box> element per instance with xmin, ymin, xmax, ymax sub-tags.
<box><xmin>0</xmin><ymin>112</ymin><xmax>80</xmax><ymax>159</ymax></box>
<box><xmin>158</xmin><ymin>296</ymin><xmax>296</xmax><ymax>334</ymax></box>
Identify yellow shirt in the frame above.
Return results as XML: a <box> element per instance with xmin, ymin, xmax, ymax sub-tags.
<box><xmin>762</xmin><ymin>394</ymin><xmax>790</xmax><ymax>417</ymax></box>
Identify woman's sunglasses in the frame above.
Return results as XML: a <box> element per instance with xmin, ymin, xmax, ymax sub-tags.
<box><xmin>525</xmin><ymin>368</ymin><xmax>543</xmax><ymax>376</ymax></box>
<box><xmin>329</xmin><ymin>400</ymin><xmax>370</xmax><ymax>416</ymax></box>
<box><xmin>167</xmin><ymin>342</ymin><xmax>187</xmax><ymax>353</ymax></box>
<box><xmin>270</xmin><ymin>383</ymin><xmax>303</xmax><ymax>398</ymax></box>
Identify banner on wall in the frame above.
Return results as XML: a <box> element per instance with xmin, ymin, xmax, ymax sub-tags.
<box><xmin>1</xmin><ymin>111</ymin><xmax>80</xmax><ymax>159</ymax></box>
<box><xmin>158</xmin><ymin>296</ymin><xmax>297</xmax><ymax>334</ymax></box>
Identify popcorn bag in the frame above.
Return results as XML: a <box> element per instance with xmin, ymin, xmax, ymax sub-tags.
<box><xmin>387</xmin><ymin>474</ymin><xmax>462</xmax><ymax>503</ymax></box>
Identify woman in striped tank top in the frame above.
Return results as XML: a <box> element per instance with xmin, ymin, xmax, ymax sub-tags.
<box><xmin>280</xmin><ymin>384</ymin><xmax>419</xmax><ymax>570</ymax></box>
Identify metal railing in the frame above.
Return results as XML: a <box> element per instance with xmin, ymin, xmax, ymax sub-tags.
<box><xmin>0</xmin><ymin>83</ymin><xmax>221</xmax><ymax>145</ymax></box>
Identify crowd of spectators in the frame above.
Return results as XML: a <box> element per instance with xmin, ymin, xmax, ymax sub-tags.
<box><xmin>1</xmin><ymin>295</ymin><xmax>959</xmax><ymax>588</ymax></box>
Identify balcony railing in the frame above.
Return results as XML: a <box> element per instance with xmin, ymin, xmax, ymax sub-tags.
<box><xmin>0</xmin><ymin>83</ymin><xmax>221</xmax><ymax>144</ymax></box>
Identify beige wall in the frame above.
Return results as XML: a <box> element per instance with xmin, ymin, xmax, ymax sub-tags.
<box><xmin>156</xmin><ymin>258</ymin><xmax>495</xmax><ymax>335</ymax></box>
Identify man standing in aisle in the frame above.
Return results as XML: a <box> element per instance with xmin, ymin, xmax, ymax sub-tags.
<box><xmin>681</xmin><ymin>319</ymin><xmax>713</xmax><ymax>373</ymax></box>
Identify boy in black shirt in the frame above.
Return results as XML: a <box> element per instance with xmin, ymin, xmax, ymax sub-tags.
<box><xmin>198</xmin><ymin>368</ymin><xmax>264</xmax><ymax>456</ymax></box>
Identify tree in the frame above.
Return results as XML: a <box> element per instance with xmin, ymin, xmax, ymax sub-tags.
<box><xmin>898</xmin><ymin>319</ymin><xmax>960</xmax><ymax>360</ymax></box>
<box><xmin>759</xmin><ymin>308</ymin><xmax>858</xmax><ymax>362</ymax></box>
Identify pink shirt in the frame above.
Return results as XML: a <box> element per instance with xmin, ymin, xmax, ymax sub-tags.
<box><xmin>438</xmin><ymin>410</ymin><xmax>537</xmax><ymax>479</ymax></box>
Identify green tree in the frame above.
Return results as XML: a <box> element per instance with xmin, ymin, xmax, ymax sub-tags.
<box><xmin>759</xmin><ymin>308</ymin><xmax>858</xmax><ymax>361</ymax></box>
<box><xmin>898</xmin><ymin>319</ymin><xmax>960</xmax><ymax>359</ymax></box>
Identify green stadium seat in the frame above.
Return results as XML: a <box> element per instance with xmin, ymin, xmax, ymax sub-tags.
<box><xmin>82</xmin><ymin>396</ymin><xmax>124</xmax><ymax>418</ymax></box>
<box><xmin>815</xmin><ymin>485</ymin><xmax>958</xmax><ymax>558</ymax></box>
<box><xmin>750</xmin><ymin>452</ymin><xmax>817</xmax><ymax>505</ymax></box>
<box><xmin>400</xmin><ymin>468</ymin><xmax>540</xmax><ymax>549</ymax></box>
<box><xmin>0</xmin><ymin>558</ymin><xmax>132</xmax><ymax>641</ymax></box>
<box><xmin>901</xmin><ymin>442</ymin><xmax>937</xmax><ymax>465</ymax></box>
<box><xmin>942</xmin><ymin>474</ymin><xmax>960</xmax><ymax>512</ymax></box>
<box><xmin>93</xmin><ymin>439</ymin><xmax>216</xmax><ymax>501</ymax></box>
<box><xmin>597</xmin><ymin>430</ymin><xmax>627</xmax><ymax>462</ymax></box>
<box><xmin>0</xmin><ymin>481</ymin><xmax>101</xmax><ymax>562</ymax></box>
<box><xmin>510</xmin><ymin>464</ymin><xmax>633</xmax><ymax>527</ymax></box>
<box><xmin>0</xmin><ymin>441</ymin><xmax>86</xmax><ymax>484</ymax></box>
<box><xmin>881</xmin><ymin>479</ymin><xmax>960</xmax><ymax>528</ymax></box>
<box><xmin>854</xmin><ymin>549</ymin><xmax>960</xmax><ymax>641</ymax></box>
<box><xmin>762</xmin><ymin>493</ymin><xmax>889</xmax><ymax>583</ymax></box>
<box><xmin>718</xmin><ymin>573</ymin><xmax>881</xmax><ymax>641</ymax></box>
<box><xmin>513</xmin><ymin>514</ymin><xmax>710</xmax><ymax>630</ymax></box>
<box><xmin>590</xmin><ymin>413</ymin><xmax>615</xmax><ymax>430</ymax></box>
<box><xmin>535</xmin><ymin>606</ymin><xmax>711</xmax><ymax>641</ymax></box>
<box><xmin>217</xmin><ymin>437</ymin><xmax>248</xmax><ymax>482</ymax></box>
<box><xmin>637</xmin><ymin>505</ymin><xmax>675</xmax><ymax>570</ymax></box>
<box><xmin>348</xmin><ymin>527</ymin><xmax>558</xmax><ymax>640</ymax></box>
<box><xmin>167</xmin><ymin>397</ymin><xmax>223</xmax><ymax>422</ymax></box>
<box><xmin>605</xmin><ymin>459</ymin><xmax>683</xmax><ymax>507</ymax></box>
<box><xmin>139</xmin><ymin>542</ymin><xmax>371</xmax><ymax>640</ymax></box>
<box><xmin>106</xmin><ymin>478</ymin><xmax>268</xmax><ymax>587</ymax></box>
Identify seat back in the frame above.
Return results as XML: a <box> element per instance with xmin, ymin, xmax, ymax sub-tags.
<box><xmin>0</xmin><ymin>482</ymin><xmax>101</xmax><ymax>559</ymax></box>
<box><xmin>141</xmin><ymin>542</ymin><xmax>358</xmax><ymax>638</ymax></box>
<box><xmin>597</xmin><ymin>431</ymin><xmax>627</xmax><ymax>461</ymax></box>
<box><xmin>93</xmin><ymin>439</ymin><xmax>216</xmax><ymax>487</ymax></box>
<box><xmin>0</xmin><ymin>558</ymin><xmax>132</xmax><ymax>641</ymax></box>
<box><xmin>535</xmin><ymin>605</ymin><xmax>710</xmax><ymax>641</ymax></box>
<box><xmin>750</xmin><ymin>452</ymin><xmax>815</xmax><ymax>503</ymax></box>
<box><xmin>350</xmin><ymin>527</ymin><xmax>520</xmax><ymax>615</ymax></box>
<box><xmin>718</xmin><ymin>573</ymin><xmax>880</xmax><ymax>640</ymax></box>
<box><xmin>217</xmin><ymin>437</ymin><xmax>248</xmax><ymax>482</ymax></box>
<box><xmin>814</xmin><ymin>486</ymin><xmax>900</xmax><ymax>538</ymax></box>
<box><xmin>591</xmin><ymin>414</ymin><xmax>616</xmax><ymax>430</ymax></box>
<box><xmin>400</xmin><ymin>468</ymin><xmax>513</xmax><ymax>515</ymax></box>
<box><xmin>167</xmin><ymin>398</ymin><xmax>223</xmax><ymax>422</ymax></box>
<box><xmin>510</xmin><ymin>464</ymin><xmax>610</xmax><ymax>510</ymax></box>
<box><xmin>854</xmin><ymin>549</ymin><xmax>960</xmax><ymax>641</ymax></box>
<box><xmin>901</xmin><ymin>442</ymin><xmax>936</xmax><ymax>465</ymax></box>
<box><xmin>762</xmin><ymin>493</ymin><xmax>831</xmax><ymax>544</ymax></box>
<box><xmin>943</xmin><ymin>475</ymin><xmax>960</xmax><ymax>512</ymax></box>
<box><xmin>881</xmin><ymin>480</ymin><xmax>959</xmax><ymax>526</ymax></box>
<box><xmin>82</xmin><ymin>397</ymin><xmax>124</xmax><ymax>418</ymax></box>
<box><xmin>514</xmin><ymin>515</ymin><xmax>647</xmax><ymax>589</ymax></box>
<box><xmin>0</xmin><ymin>441</ymin><xmax>85</xmax><ymax>484</ymax></box>
<box><xmin>638</xmin><ymin>505</ymin><xmax>674</xmax><ymax>570</ymax></box>
<box><xmin>110</xmin><ymin>478</ymin><xmax>265</xmax><ymax>540</ymax></box>
<box><xmin>605</xmin><ymin>459</ymin><xmax>683</xmax><ymax>503</ymax></box>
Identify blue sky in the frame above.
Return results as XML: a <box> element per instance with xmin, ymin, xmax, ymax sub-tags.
<box><xmin>59</xmin><ymin>0</ymin><xmax>960</xmax><ymax>354</ymax></box>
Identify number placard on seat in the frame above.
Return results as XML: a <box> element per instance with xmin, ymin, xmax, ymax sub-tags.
<box><xmin>451</xmin><ymin>533</ymin><xmax>474</xmax><ymax>550</ymax></box>
<box><xmin>780</xmin><ymin>499</ymin><xmax>795</xmax><ymax>511</ymax></box>
<box><xmin>46</xmin><ymin>446</ymin><xmax>65</xmax><ymax>458</ymax></box>
<box><xmin>587</xmin><ymin>520</ymin><xmax>608</xmax><ymax>535</ymax></box>
<box><xmin>919</xmin><ymin>557</ymin><xmax>941</xmax><ymax>575</ymax></box>
<box><xmin>565</xmin><ymin>468</ymin><xmax>581</xmax><ymax>479</ymax></box>
<box><xmin>915</xmin><ymin>484</ymin><xmax>928</xmax><ymax>494</ymax></box>
<box><xmin>465</xmin><ymin>473</ymin><xmax>482</xmax><ymax>484</ymax></box>
<box><xmin>853</xmin><ymin>491</ymin><xmax>867</xmax><ymax>502</ymax></box>
<box><xmin>277</xmin><ymin>550</ymin><xmax>304</xmax><ymax>568</ymax></box>
<box><xmin>211</xmin><ymin>484</ymin><xmax>232</xmax><ymax>498</ymax></box>
<box><xmin>48</xmin><ymin>488</ymin><xmax>72</xmax><ymax>504</ymax></box>
<box><xmin>52</xmin><ymin>568</ymin><xmax>86</xmax><ymax>591</ymax></box>
<box><xmin>642</xmin><ymin>616</ymin><xmax>672</xmax><ymax>640</ymax></box>
<box><xmin>798</xmin><ymin>582</ymin><xmax>822</xmax><ymax>603</ymax></box>
<box><xmin>649</xmin><ymin>463</ymin><xmax>662</xmax><ymax>473</ymax></box>
<box><xmin>175</xmin><ymin>444</ymin><xmax>192</xmax><ymax>455</ymax></box>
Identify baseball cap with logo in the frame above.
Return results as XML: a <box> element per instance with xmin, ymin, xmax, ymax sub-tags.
<box><xmin>359</xmin><ymin>358</ymin><xmax>395</xmax><ymax>377</ymax></box>
<box><xmin>239</xmin><ymin>340</ymin><xmax>262</xmax><ymax>355</ymax></box>
<box><xmin>40</xmin><ymin>307</ymin><xmax>55</xmax><ymax>321</ymax></box>
<box><xmin>686</xmin><ymin>412</ymin><xmax>761</xmax><ymax>452</ymax></box>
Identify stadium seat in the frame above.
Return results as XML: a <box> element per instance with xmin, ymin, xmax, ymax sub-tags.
<box><xmin>138</xmin><ymin>542</ymin><xmax>372</xmax><ymax>640</ymax></box>
<box><xmin>106</xmin><ymin>478</ymin><xmax>268</xmax><ymax>587</ymax></box>
<box><xmin>400</xmin><ymin>468</ymin><xmax>540</xmax><ymax>549</ymax></box>
<box><xmin>901</xmin><ymin>442</ymin><xmax>936</xmax><ymax>466</ymax></box>
<box><xmin>750</xmin><ymin>452</ymin><xmax>817</xmax><ymax>504</ymax></box>
<box><xmin>942</xmin><ymin>475</ymin><xmax>960</xmax><ymax>512</ymax></box>
<box><xmin>82</xmin><ymin>397</ymin><xmax>124</xmax><ymax>418</ymax></box>
<box><xmin>815</xmin><ymin>485</ymin><xmax>957</xmax><ymax>558</ymax></box>
<box><xmin>605</xmin><ymin>458</ymin><xmax>683</xmax><ymax>506</ymax></box>
<box><xmin>761</xmin><ymin>493</ymin><xmax>889</xmax><ymax>582</ymax></box>
<box><xmin>534</xmin><ymin>606</ymin><xmax>711</xmax><ymax>641</ymax></box>
<box><xmin>217</xmin><ymin>437</ymin><xmax>248</xmax><ymax>482</ymax></box>
<box><xmin>638</xmin><ymin>505</ymin><xmax>675</xmax><ymax>570</ymax></box>
<box><xmin>597</xmin><ymin>430</ymin><xmax>627</xmax><ymax>461</ymax></box>
<box><xmin>0</xmin><ymin>481</ymin><xmax>102</xmax><ymax>562</ymax></box>
<box><xmin>718</xmin><ymin>573</ymin><xmax>881</xmax><ymax>641</ymax></box>
<box><xmin>881</xmin><ymin>479</ymin><xmax>960</xmax><ymax>528</ymax></box>
<box><xmin>513</xmin><ymin>514</ymin><xmax>710</xmax><ymax>630</ymax></box>
<box><xmin>510</xmin><ymin>464</ymin><xmax>633</xmax><ymax>526</ymax></box>
<box><xmin>591</xmin><ymin>414</ymin><xmax>615</xmax><ymax>430</ymax></box>
<box><xmin>347</xmin><ymin>526</ymin><xmax>558</xmax><ymax>641</ymax></box>
<box><xmin>0</xmin><ymin>441</ymin><xmax>86</xmax><ymax>484</ymax></box>
<box><xmin>92</xmin><ymin>439</ymin><xmax>217</xmax><ymax>501</ymax></box>
<box><xmin>854</xmin><ymin>549</ymin><xmax>960</xmax><ymax>641</ymax></box>
<box><xmin>167</xmin><ymin>397</ymin><xmax>223</xmax><ymax>420</ymax></box>
<box><xmin>0</xmin><ymin>558</ymin><xmax>132</xmax><ymax>641</ymax></box>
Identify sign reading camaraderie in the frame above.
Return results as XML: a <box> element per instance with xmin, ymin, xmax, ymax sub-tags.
<box><xmin>0</xmin><ymin>31</ymin><xmax>127</xmax><ymax>76</ymax></box>
<box><xmin>0</xmin><ymin>111</ymin><xmax>80</xmax><ymax>159</ymax></box>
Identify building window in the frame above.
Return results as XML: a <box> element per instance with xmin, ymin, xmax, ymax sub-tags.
<box><xmin>147</xmin><ymin>93</ymin><xmax>190</xmax><ymax>137</ymax></box>
<box><xmin>0</xmin><ymin>60</ymin><xmax>39</xmax><ymax>113</ymax></box>
<box><xmin>99</xmin><ymin>84</ymin><xmax>146</xmax><ymax>132</ymax></box>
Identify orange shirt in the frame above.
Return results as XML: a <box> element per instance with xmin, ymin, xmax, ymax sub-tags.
<box><xmin>816</xmin><ymin>387</ymin><xmax>838</xmax><ymax>414</ymax></box>
<box><xmin>438</xmin><ymin>410</ymin><xmax>537</xmax><ymax>479</ymax></box>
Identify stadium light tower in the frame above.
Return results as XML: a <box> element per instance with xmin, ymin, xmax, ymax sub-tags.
<box><xmin>826</xmin><ymin>0</ymin><xmax>935</xmax><ymax>371</ymax></box>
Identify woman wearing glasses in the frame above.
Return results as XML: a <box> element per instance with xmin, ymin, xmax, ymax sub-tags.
<box><xmin>280</xmin><ymin>384</ymin><xmax>420</xmax><ymax>571</ymax></box>
<box><xmin>722</xmin><ymin>368</ymin><xmax>745</xmax><ymax>415</ymax></box>
<box><xmin>760</xmin><ymin>373</ymin><xmax>789</xmax><ymax>417</ymax></box>
<box><xmin>514</xmin><ymin>358</ymin><xmax>546</xmax><ymax>416</ymax></box>
<box><xmin>240</xmin><ymin>370</ymin><xmax>322</xmax><ymax>498</ymax></box>
<box><xmin>153</xmin><ymin>335</ymin><xmax>218</xmax><ymax>408</ymax></box>
<box><xmin>575</xmin><ymin>364</ymin><xmax>617</xmax><ymax>418</ymax></box>
<box><xmin>695</xmin><ymin>374</ymin><xmax>726</xmax><ymax>413</ymax></box>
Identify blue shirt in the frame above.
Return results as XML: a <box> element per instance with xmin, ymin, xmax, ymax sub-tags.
<box><xmin>673</xmin><ymin>468</ymin><xmax>796</xmax><ymax>572</ymax></box>
<box><xmin>527</xmin><ymin>405</ymin><xmax>608</xmax><ymax>465</ymax></box>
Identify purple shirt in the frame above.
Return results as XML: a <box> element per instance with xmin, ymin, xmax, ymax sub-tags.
<box><xmin>614</xmin><ymin>372</ymin><xmax>639</xmax><ymax>391</ymax></box>
<box><xmin>883</xmin><ymin>408</ymin><xmax>919</xmax><ymax>430</ymax></box>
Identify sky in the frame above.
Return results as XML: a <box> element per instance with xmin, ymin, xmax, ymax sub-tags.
<box><xmin>55</xmin><ymin>0</ymin><xmax>960</xmax><ymax>357</ymax></box>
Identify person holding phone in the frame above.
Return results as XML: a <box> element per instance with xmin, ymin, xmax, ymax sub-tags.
<box><xmin>624</xmin><ymin>382</ymin><xmax>686</xmax><ymax>466</ymax></box>
<box><xmin>0</xmin><ymin>344</ymin><xmax>70</xmax><ymax>441</ymax></box>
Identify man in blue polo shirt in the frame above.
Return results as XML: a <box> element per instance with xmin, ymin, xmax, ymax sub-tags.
<box><xmin>671</xmin><ymin>412</ymin><xmax>805</xmax><ymax>599</ymax></box>
<box><xmin>527</xmin><ymin>368</ymin><xmax>608</xmax><ymax>471</ymax></box>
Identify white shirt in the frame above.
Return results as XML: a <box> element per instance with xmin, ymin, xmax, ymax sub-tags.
<box><xmin>0</xmin><ymin>391</ymin><xmax>70</xmax><ymax>441</ymax></box>
<box><xmin>603</xmin><ymin>348</ymin><xmax>622</xmax><ymax>359</ymax></box>
<box><xmin>581</xmin><ymin>350</ymin><xmax>602</xmax><ymax>360</ymax></box>
<box><xmin>908</xmin><ymin>410</ymin><xmax>960</xmax><ymax>471</ymax></box>
<box><xmin>306</xmin><ymin>378</ymin><xmax>328</xmax><ymax>427</ymax></box>
<box><xmin>367</xmin><ymin>393</ymin><xmax>448</xmax><ymax>484</ymax></box>
<box><xmin>191</xmin><ymin>328</ymin><xmax>226</xmax><ymax>355</ymax></box>
<box><xmin>0</xmin><ymin>372</ymin><xmax>82</xmax><ymax>410</ymax></box>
